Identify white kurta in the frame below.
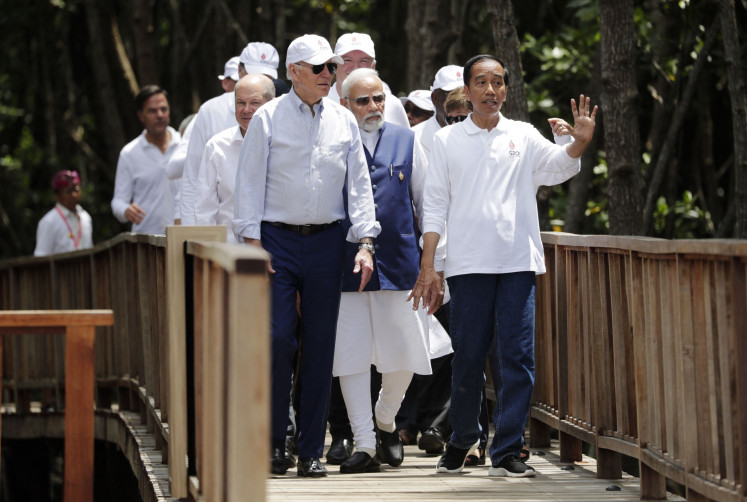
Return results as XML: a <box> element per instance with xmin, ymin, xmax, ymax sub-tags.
<box><xmin>333</xmin><ymin>290</ymin><xmax>433</xmax><ymax>376</ymax></box>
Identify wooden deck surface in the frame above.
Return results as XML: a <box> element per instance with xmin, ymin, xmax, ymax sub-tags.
<box><xmin>267</xmin><ymin>432</ymin><xmax>686</xmax><ymax>502</ymax></box>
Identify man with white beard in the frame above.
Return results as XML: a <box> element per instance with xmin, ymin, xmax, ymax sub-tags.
<box><xmin>331</xmin><ymin>68</ymin><xmax>443</xmax><ymax>473</ymax></box>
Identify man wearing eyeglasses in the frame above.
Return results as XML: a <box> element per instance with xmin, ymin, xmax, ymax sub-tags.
<box><xmin>326</xmin><ymin>32</ymin><xmax>410</xmax><ymax>129</ymax></box>
<box><xmin>233</xmin><ymin>34</ymin><xmax>380</xmax><ymax>479</ymax></box>
<box><xmin>400</xmin><ymin>90</ymin><xmax>436</xmax><ymax>128</ymax></box>
<box><xmin>327</xmin><ymin>68</ymin><xmax>444</xmax><ymax>474</ymax></box>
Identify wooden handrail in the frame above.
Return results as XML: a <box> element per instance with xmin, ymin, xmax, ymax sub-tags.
<box><xmin>0</xmin><ymin>310</ymin><xmax>114</xmax><ymax>502</ymax></box>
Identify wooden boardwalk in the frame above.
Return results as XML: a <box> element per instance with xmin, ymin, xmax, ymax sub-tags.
<box><xmin>267</xmin><ymin>433</ymin><xmax>685</xmax><ymax>502</ymax></box>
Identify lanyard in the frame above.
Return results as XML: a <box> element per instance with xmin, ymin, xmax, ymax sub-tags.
<box><xmin>54</xmin><ymin>206</ymin><xmax>81</xmax><ymax>249</ymax></box>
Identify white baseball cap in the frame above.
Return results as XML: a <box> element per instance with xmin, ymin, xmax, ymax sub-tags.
<box><xmin>218</xmin><ymin>56</ymin><xmax>240</xmax><ymax>81</ymax></box>
<box><xmin>286</xmin><ymin>34</ymin><xmax>344</xmax><ymax>71</ymax></box>
<box><xmin>334</xmin><ymin>33</ymin><xmax>376</xmax><ymax>58</ymax></box>
<box><xmin>239</xmin><ymin>42</ymin><xmax>280</xmax><ymax>79</ymax></box>
<box><xmin>399</xmin><ymin>90</ymin><xmax>435</xmax><ymax>112</ymax></box>
<box><xmin>431</xmin><ymin>65</ymin><xmax>464</xmax><ymax>92</ymax></box>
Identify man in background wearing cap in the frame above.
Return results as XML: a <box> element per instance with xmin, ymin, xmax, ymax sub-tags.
<box><xmin>112</xmin><ymin>85</ymin><xmax>180</xmax><ymax>234</ymax></box>
<box><xmin>218</xmin><ymin>56</ymin><xmax>240</xmax><ymax>93</ymax></box>
<box><xmin>167</xmin><ymin>54</ymin><xmax>241</xmax><ymax>222</ymax></box>
<box><xmin>327</xmin><ymin>32</ymin><xmax>409</xmax><ymax>128</ymax></box>
<box><xmin>400</xmin><ymin>90</ymin><xmax>435</xmax><ymax>128</ymax></box>
<box><xmin>193</xmin><ymin>74</ymin><xmax>275</xmax><ymax>243</ymax></box>
<box><xmin>412</xmin><ymin>65</ymin><xmax>464</xmax><ymax>159</ymax></box>
<box><xmin>233</xmin><ymin>34</ymin><xmax>379</xmax><ymax>478</ymax></box>
<box><xmin>176</xmin><ymin>42</ymin><xmax>280</xmax><ymax>227</ymax></box>
<box><xmin>34</xmin><ymin>170</ymin><xmax>93</xmax><ymax>256</ymax></box>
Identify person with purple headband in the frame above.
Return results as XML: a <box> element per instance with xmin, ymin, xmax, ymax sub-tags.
<box><xmin>34</xmin><ymin>170</ymin><xmax>93</xmax><ymax>256</ymax></box>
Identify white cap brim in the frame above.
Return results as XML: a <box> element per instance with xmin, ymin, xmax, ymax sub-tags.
<box><xmin>242</xmin><ymin>64</ymin><xmax>278</xmax><ymax>80</ymax></box>
<box><xmin>400</xmin><ymin>95</ymin><xmax>435</xmax><ymax>112</ymax></box>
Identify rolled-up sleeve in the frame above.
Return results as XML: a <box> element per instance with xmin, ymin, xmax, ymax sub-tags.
<box><xmin>233</xmin><ymin>112</ymin><xmax>270</xmax><ymax>241</ymax></box>
<box><xmin>421</xmin><ymin>133</ymin><xmax>450</xmax><ymax>238</ymax></box>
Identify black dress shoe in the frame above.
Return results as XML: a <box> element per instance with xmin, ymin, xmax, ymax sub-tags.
<box><xmin>377</xmin><ymin>428</ymin><xmax>404</xmax><ymax>467</ymax></box>
<box><xmin>325</xmin><ymin>438</ymin><xmax>353</xmax><ymax>465</ymax></box>
<box><xmin>297</xmin><ymin>457</ymin><xmax>327</xmax><ymax>477</ymax></box>
<box><xmin>284</xmin><ymin>446</ymin><xmax>297</xmax><ymax>468</ymax></box>
<box><xmin>340</xmin><ymin>451</ymin><xmax>381</xmax><ymax>474</ymax></box>
<box><xmin>418</xmin><ymin>428</ymin><xmax>445</xmax><ymax>455</ymax></box>
<box><xmin>271</xmin><ymin>447</ymin><xmax>288</xmax><ymax>475</ymax></box>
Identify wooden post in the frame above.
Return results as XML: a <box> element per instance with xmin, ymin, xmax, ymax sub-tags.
<box><xmin>165</xmin><ymin>226</ymin><xmax>225</xmax><ymax>499</ymax></box>
<box><xmin>64</xmin><ymin>325</ymin><xmax>96</xmax><ymax>502</ymax></box>
<box><xmin>0</xmin><ymin>310</ymin><xmax>112</xmax><ymax>502</ymax></box>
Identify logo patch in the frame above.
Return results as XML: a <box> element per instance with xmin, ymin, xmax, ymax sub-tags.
<box><xmin>508</xmin><ymin>140</ymin><xmax>520</xmax><ymax>158</ymax></box>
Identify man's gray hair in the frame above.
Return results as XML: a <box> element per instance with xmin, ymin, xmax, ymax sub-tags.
<box><xmin>237</xmin><ymin>73</ymin><xmax>276</xmax><ymax>102</ymax></box>
<box><xmin>342</xmin><ymin>68</ymin><xmax>380</xmax><ymax>99</ymax></box>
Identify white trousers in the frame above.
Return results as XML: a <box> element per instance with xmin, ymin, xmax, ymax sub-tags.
<box><xmin>339</xmin><ymin>369</ymin><xmax>414</xmax><ymax>453</ymax></box>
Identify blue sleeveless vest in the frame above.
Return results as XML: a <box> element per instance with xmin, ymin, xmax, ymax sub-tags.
<box><xmin>342</xmin><ymin>123</ymin><xmax>420</xmax><ymax>292</ymax></box>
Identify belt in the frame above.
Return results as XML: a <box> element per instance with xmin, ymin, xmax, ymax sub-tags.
<box><xmin>264</xmin><ymin>220</ymin><xmax>341</xmax><ymax>236</ymax></box>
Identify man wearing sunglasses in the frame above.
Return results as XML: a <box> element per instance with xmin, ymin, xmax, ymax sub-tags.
<box><xmin>325</xmin><ymin>32</ymin><xmax>410</xmax><ymax>129</ymax></box>
<box><xmin>233</xmin><ymin>34</ymin><xmax>380</xmax><ymax>479</ymax></box>
<box><xmin>400</xmin><ymin>90</ymin><xmax>436</xmax><ymax>128</ymax></box>
<box><xmin>327</xmin><ymin>68</ymin><xmax>445</xmax><ymax>474</ymax></box>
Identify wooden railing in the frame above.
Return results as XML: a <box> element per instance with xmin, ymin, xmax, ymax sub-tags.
<box><xmin>0</xmin><ymin>229</ymin><xmax>270</xmax><ymax>502</ymax></box>
<box><xmin>531</xmin><ymin>233</ymin><xmax>747</xmax><ymax>502</ymax></box>
<box><xmin>0</xmin><ymin>310</ymin><xmax>114</xmax><ymax>502</ymax></box>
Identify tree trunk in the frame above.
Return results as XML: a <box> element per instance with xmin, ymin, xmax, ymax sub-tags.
<box><xmin>599</xmin><ymin>0</ymin><xmax>643</xmax><ymax>235</ymax></box>
<box><xmin>130</xmin><ymin>0</ymin><xmax>159</xmax><ymax>86</ymax></box>
<box><xmin>405</xmin><ymin>0</ymin><xmax>461</xmax><ymax>91</ymax></box>
<box><xmin>641</xmin><ymin>22</ymin><xmax>717</xmax><ymax>234</ymax></box>
<box><xmin>718</xmin><ymin>0</ymin><xmax>747</xmax><ymax>238</ymax></box>
<box><xmin>564</xmin><ymin>47</ymin><xmax>603</xmax><ymax>234</ymax></box>
<box><xmin>82</xmin><ymin>0</ymin><xmax>127</xmax><ymax>169</ymax></box>
<box><xmin>486</xmin><ymin>0</ymin><xmax>529</xmax><ymax>122</ymax></box>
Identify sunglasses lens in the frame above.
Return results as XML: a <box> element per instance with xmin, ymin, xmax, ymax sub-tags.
<box><xmin>373</xmin><ymin>95</ymin><xmax>385</xmax><ymax>103</ymax></box>
<box><xmin>327</xmin><ymin>63</ymin><xmax>337</xmax><ymax>74</ymax></box>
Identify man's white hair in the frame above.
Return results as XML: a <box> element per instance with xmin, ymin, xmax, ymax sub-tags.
<box><xmin>341</xmin><ymin>68</ymin><xmax>380</xmax><ymax>99</ymax></box>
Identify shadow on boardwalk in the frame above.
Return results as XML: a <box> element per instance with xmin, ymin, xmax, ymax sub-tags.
<box><xmin>267</xmin><ymin>434</ymin><xmax>685</xmax><ymax>502</ymax></box>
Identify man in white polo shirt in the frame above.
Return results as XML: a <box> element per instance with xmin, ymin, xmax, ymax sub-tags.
<box><xmin>410</xmin><ymin>54</ymin><xmax>597</xmax><ymax>478</ymax></box>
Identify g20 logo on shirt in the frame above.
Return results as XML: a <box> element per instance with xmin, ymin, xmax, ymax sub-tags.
<box><xmin>508</xmin><ymin>140</ymin><xmax>521</xmax><ymax>158</ymax></box>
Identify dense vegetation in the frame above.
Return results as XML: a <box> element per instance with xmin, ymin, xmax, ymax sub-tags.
<box><xmin>0</xmin><ymin>0</ymin><xmax>745</xmax><ymax>258</ymax></box>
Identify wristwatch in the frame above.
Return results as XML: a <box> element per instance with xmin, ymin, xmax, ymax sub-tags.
<box><xmin>359</xmin><ymin>242</ymin><xmax>375</xmax><ymax>255</ymax></box>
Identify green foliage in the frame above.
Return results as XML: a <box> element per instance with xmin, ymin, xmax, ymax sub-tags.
<box><xmin>652</xmin><ymin>191</ymin><xmax>713</xmax><ymax>238</ymax></box>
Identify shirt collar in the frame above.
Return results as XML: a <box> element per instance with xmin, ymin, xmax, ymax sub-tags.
<box><xmin>138</xmin><ymin>126</ymin><xmax>180</xmax><ymax>150</ymax></box>
<box><xmin>231</xmin><ymin>125</ymin><xmax>244</xmax><ymax>143</ymax></box>
<box><xmin>463</xmin><ymin>112</ymin><xmax>506</xmax><ymax>135</ymax></box>
<box><xmin>288</xmin><ymin>87</ymin><xmax>324</xmax><ymax>115</ymax></box>
<box><xmin>55</xmin><ymin>202</ymin><xmax>77</xmax><ymax>217</ymax></box>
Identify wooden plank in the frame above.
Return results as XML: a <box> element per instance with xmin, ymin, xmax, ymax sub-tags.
<box><xmin>714</xmin><ymin>262</ymin><xmax>734</xmax><ymax>484</ymax></box>
<box><xmin>658</xmin><ymin>259</ymin><xmax>676</xmax><ymax>457</ymax></box>
<box><xmin>675</xmin><ymin>256</ymin><xmax>698</xmax><ymax>476</ymax></box>
<box><xmin>731</xmin><ymin>260</ymin><xmax>747</xmax><ymax>497</ymax></box>
<box><xmin>226</xmin><ymin>270</ymin><xmax>269</xmax><ymax>501</ymax></box>
<box><xmin>64</xmin><ymin>325</ymin><xmax>96</xmax><ymax>502</ymax></box>
<box><xmin>0</xmin><ymin>310</ymin><xmax>114</xmax><ymax>327</ymax></box>
<box><xmin>165</xmin><ymin>225</ymin><xmax>224</xmax><ymax>499</ymax></box>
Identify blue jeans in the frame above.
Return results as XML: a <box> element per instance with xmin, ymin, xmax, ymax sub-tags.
<box><xmin>446</xmin><ymin>272</ymin><xmax>536</xmax><ymax>464</ymax></box>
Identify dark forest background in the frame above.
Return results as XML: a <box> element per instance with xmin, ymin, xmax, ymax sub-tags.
<box><xmin>0</xmin><ymin>0</ymin><xmax>745</xmax><ymax>259</ymax></box>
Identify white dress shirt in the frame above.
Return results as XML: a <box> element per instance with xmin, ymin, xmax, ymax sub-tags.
<box><xmin>179</xmin><ymin>92</ymin><xmax>237</xmax><ymax>225</ymax></box>
<box><xmin>328</xmin><ymin>84</ymin><xmax>410</xmax><ymax>129</ymax></box>
<box><xmin>165</xmin><ymin>118</ymin><xmax>195</xmax><ymax>220</ymax></box>
<box><xmin>34</xmin><ymin>203</ymin><xmax>93</xmax><ymax>256</ymax></box>
<box><xmin>233</xmin><ymin>87</ymin><xmax>380</xmax><ymax>243</ymax></box>
<box><xmin>412</xmin><ymin>115</ymin><xmax>442</xmax><ymax>161</ymax></box>
<box><xmin>422</xmin><ymin>113</ymin><xmax>580</xmax><ymax>278</ymax></box>
<box><xmin>111</xmin><ymin>127</ymin><xmax>181</xmax><ymax>234</ymax></box>
<box><xmin>194</xmin><ymin>126</ymin><xmax>243</xmax><ymax>244</ymax></box>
